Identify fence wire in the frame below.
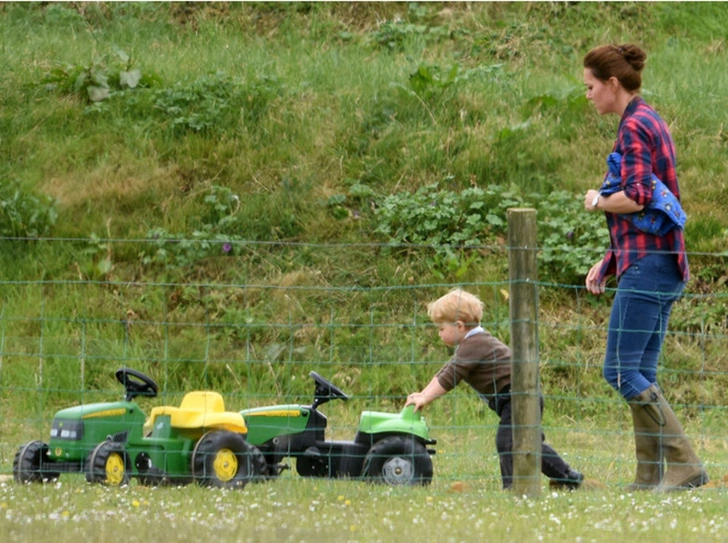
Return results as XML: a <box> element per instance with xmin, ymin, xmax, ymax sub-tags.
<box><xmin>1</xmin><ymin>239</ymin><xmax>726</xmax><ymax>490</ymax></box>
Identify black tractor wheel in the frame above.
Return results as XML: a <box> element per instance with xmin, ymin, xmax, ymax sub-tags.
<box><xmin>85</xmin><ymin>441</ymin><xmax>130</xmax><ymax>486</ymax></box>
<box><xmin>13</xmin><ymin>441</ymin><xmax>59</xmax><ymax>484</ymax></box>
<box><xmin>191</xmin><ymin>430</ymin><xmax>251</xmax><ymax>489</ymax></box>
<box><xmin>362</xmin><ymin>436</ymin><xmax>433</xmax><ymax>486</ymax></box>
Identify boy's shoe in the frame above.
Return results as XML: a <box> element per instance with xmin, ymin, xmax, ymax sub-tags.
<box><xmin>549</xmin><ymin>469</ymin><xmax>584</xmax><ymax>490</ymax></box>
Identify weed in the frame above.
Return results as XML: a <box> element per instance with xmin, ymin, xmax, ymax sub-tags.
<box><xmin>42</xmin><ymin>49</ymin><xmax>150</xmax><ymax>104</ymax></box>
<box><xmin>0</xmin><ymin>180</ymin><xmax>57</xmax><ymax>238</ymax></box>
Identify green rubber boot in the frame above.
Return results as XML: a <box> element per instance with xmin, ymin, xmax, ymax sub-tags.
<box><xmin>626</xmin><ymin>387</ymin><xmax>664</xmax><ymax>491</ymax></box>
<box><xmin>651</xmin><ymin>386</ymin><xmax>708</xmax><ymax>492</ymax></box>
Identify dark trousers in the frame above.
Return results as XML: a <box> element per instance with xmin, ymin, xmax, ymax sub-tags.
<box><xmin>488</xmin><ymin>386</ymin><xmax>573</xmax><ymax>489</ymax></box>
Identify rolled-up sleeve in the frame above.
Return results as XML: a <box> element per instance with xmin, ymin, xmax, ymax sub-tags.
<box><xmin>618</xmin><ymin>119</ymin><xmax>654</xmax><ymax>207</ymax></box>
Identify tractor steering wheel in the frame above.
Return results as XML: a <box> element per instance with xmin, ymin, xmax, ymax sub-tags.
<box><xmin>116</xmin><ymin>367</ymin><xmax>159</xmax><ymax>401</ymax></box>
<box><xmin>310</xmin><ymin>371</ymin><xmax>350</xmax><ymax>407</ymax></box>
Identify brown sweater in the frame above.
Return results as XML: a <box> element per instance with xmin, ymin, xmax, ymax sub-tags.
<box><xmin>435</xmin><ymin>329</ymin><xmax>511</xmax><ymax>397</ymax></box>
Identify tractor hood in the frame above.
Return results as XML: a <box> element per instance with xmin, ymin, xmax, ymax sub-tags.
<box><xmin>48</xmin><ymin>401</ymin><xmax>147</xmax><ymax>461</ymax></box>
<box><xmin>54</xmin><ymin>400</ymin><xmax>138</xmax><ymax>420</ymax></box>
<box><xmin>358</xmin><ymin>406</ymin><xmax>431</xmax><ymax>441</ymax></box>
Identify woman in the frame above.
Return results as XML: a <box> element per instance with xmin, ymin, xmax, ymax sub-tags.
<box><xmin>582</xmin><ymin>44</ymin><xmax>708</xmax><ymax>492</ymax></box>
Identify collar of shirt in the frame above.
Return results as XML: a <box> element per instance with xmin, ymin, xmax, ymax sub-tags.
<box><xmin>463</xmin><ymin>326</ymin><xmax>485</xmax><ymax>340</ymax></box>
<box><xmin>619</xmin><ymin>95</ymin><xmax>643</xmax><ymax>129</ymax></box>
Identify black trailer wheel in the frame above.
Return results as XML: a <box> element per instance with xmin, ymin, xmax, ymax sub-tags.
<box><xmin>191</xmin><ymin>431</ymin><xmax>251</xmax><ymax>489</ymax></box>
<box><xmin>85</xmin><ymin>441</ymin><xmax>130</xmax><ymax>486</ymax></box>
<box><xmin>135</xmin><ymin>452</ymin><xmax>167</xmax><ymax>486</ymax></box>
<box><xmin>362</xmin><ymin>436</ymin><xmax>433</xmax><ymax>486</ymax></box>
<box><xmin>247</xmin><ymin>444</ymin><xmax>270</xmax><ymax>483</ymax></box>
<box><xmin>13</xmin><ymin>441</ymin><xmax>59</xmax><ymax>484</ymax></box>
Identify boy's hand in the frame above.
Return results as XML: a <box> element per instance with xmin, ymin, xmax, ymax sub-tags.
<box><xmin>406</xmin><ymin>378</ymin><xmax>447</xmax><ymax>411</ymax></box>
<box><xmin>405</xmin><ymin>392</ymin><xmax>427</xmax><ymax>412</ymax></box>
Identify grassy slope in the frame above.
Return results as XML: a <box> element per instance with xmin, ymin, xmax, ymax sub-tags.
<box><xmin>1</xmin><ymin>1</ymin><xmax>727</xmax><ymax>490</ymax></box>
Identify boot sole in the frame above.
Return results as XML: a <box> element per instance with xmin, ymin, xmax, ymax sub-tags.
<box><xmin>655</xmin><ymin>471</ymin><xmax>709</xmax><ymax>492</ymax></box>
<box><xmin>680</xmin><ymin>472</ymin><xmax>709</xmax><ymax>489</ymax></box>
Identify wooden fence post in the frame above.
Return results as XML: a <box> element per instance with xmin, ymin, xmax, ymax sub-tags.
<box><xmin>507</xmin><ymin>208</ymin><xmax>541</xmax><ymax>498</ymax></box>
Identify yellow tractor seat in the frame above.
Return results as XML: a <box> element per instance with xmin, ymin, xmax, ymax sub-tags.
<box><xmin>145</xmin><ymin>391</ymin><xmax>247</xmax><ymax>434</ymax></box>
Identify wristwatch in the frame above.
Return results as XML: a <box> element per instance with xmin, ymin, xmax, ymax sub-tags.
<box><xmin>591</xmin><ymin>194</ymin><xmax>600</xmax><ymax>209</ymax></box>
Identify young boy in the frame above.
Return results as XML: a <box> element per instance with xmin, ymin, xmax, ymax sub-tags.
<box><xmin>406</xmin><ymin>288</ymin><xmax>583</xmax><ymax>490</ymax></box>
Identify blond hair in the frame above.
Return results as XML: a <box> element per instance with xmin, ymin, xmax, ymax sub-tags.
<box><xmin>427</xmin><ymin>288</ymin><xmax>483</xmax><ymax>326</ymax></box>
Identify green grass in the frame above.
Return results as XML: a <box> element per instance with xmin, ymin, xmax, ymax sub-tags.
<box><xmin>2</xmin><ymin>440</ymin><xmax>728</xmax><ymax>543</ymax></box>
<box><xmin>2</xmin><ymin>3</ymin><xmax>728</xmax><ymax>538</ymax></box>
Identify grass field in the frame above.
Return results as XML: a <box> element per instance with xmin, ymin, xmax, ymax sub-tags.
<box><xmin>2</xmin><ymin>399</ymin><xmax>728</xmax><ymax>542</ymax></box>
<box><xmin>3</xmin><ymin>469</ymin><xmax>728</xmax><ymax>543</ymax></box>
<box><xmin>2</xmin><ymin>2</ymin><xmax>728</xmax><ymax>541</ymax></box>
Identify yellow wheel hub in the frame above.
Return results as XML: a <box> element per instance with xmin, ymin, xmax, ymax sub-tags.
<box><xmin>212</xmin><ymin>449</ymin><xmax>238</xmax><ymax>482</ymax></box>
<box><xmin>105</xmin><ymin>452</ymin><xmax>126</xmax><ymax>485</ymax></box>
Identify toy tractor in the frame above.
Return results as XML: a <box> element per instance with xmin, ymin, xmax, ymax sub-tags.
<box><xmin>13</xmin><ymin>368</ymin><xmax>261</xmax><ymax>489</ymax></box>
<box><xmin>240</xmin><ymin>371</ymin><xmax>437</xmax><ymax>486</ymax></box>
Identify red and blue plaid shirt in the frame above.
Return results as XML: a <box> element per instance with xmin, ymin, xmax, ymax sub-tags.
<box><xmin>596</xmin><ymin>97</ymin><xmax>689</xmax><ymax>282</ymax></box>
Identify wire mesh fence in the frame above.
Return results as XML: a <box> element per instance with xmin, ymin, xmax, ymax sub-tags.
<box><xmin>1</xmin><ymin>234</ymin><xmax>726</xmax><ymax>491</ymax></box>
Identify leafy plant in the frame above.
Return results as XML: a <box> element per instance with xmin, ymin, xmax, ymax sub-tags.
<box><xmin>0</xmin><ymin>180</ymin><xmax>57</xmax><ymax>238</ymax></box>
<box><xmin>373</xmin><ymin>179</ymin><xmax>608</xmax><ymax>284</ymax></box>
<box><xmin>42</xmin><ymin>49</ymin><xmax>146</xmax><ymax>103</ymax></box>
<box><xmin>326</xmin><ymin>180</ymin><xmax>378</xmax><ymax>221</ymax></box>
<box><xmin>141</xmin><ymin>185</ymin><xmax>243</xmax><ymax>269</ymax></box>
<box><xmin>373</xmin><ymin>180</ymin><xmax>525</xmax><ymax>272</ymax></box>
<box><xmin>151</xmin><ymin>72</ymin><xmax>284</xmax><ymax>135</ymax></box>
<box><xmin>537</xmin><ymin>190</ymin><xmax>609</xmax><ymax>283</ymax></box>
<box><xmin>408</xmin><ymin>63</ymin><xmax>459</xmax><ymax>97</ymax></box>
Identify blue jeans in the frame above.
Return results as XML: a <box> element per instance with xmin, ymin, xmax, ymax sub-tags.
<box><xmin>603</xmin><ymin>253</ymin><xmax>686</xmax><ymax>401</ymax></box>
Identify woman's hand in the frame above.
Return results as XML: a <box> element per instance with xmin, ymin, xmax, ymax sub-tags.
<box><xmin>585</xmin><ymin>189</ymin><xmax>600</xmax><ymax>211</ymax></box>
<box><xmin>586</xmin><ymin>261</ymin><xmax>607</xmax><ymax>295</ymax></box>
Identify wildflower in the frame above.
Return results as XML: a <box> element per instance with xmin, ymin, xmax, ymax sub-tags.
<box><xmin>222</xmin><ymin>243</ymin><xmax>232</xmax><ymax>253</ymax></box>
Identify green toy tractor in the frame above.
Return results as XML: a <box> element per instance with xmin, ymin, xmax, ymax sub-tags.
<box><xmin>241</xmin><ymin>371</ymin><xmax>437</xmax><ymax>486</ymax></box>
<box><xmin>13</xmin><ymin>368</ymin><xmax>260</xmax><ymax>489</ymax></box>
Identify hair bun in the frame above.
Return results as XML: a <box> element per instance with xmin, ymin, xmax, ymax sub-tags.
<box><xmin>618</xmin><ymin>44</ymin><xmax>646</xmax><ymax>71</ymax></box>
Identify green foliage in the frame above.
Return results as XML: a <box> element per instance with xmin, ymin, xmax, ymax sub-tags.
<box><xmin>4</xmin><ymin>471</ymin><xmax>728</xmax><ymax>542</ymax></box>
<box><xmin>141</xmin><ymin>185</ymin><xmax>243</xmax><ymax>269</ymax></box>
<box><xmin>367</xmin><ymin>3</ymin><xmax>450</xmax><ymax>52</ymax></box>
<box><xmin>42</xmin><ymin>49</ymin><xmax>151</xmax><ymax>103</ymax></box>
<box><xmin>537</xmin><ymin>190</ymin><xmax>609</xmax><ymax>283</ymax></box>
<box><xmin>373</xmin><ymin>181</ymin><xmax>607</xmax><ymax>283</ymax></box>
<box><xmin>151</xmin><ymin>72</ymin><xmax>284</xmax><ymax>135</ymax></box>
<box><xmin>0</xmin><ymin>180</ymin><xmax>57</xmax><ymax>238</ymax></box>
<box><xmin>375</xmin><ymin>180</ymin><xmax>519</xmax><ymax>247</ymax></box>
<box><xmin>78</xmin><ymin>233</ymin><xmax>114</xmax><ymax>281</ymax></box>
<box><xmin>407</xmin><ymin>62</ymin><xmax>504</xmax><ymax>101</ymax></box>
